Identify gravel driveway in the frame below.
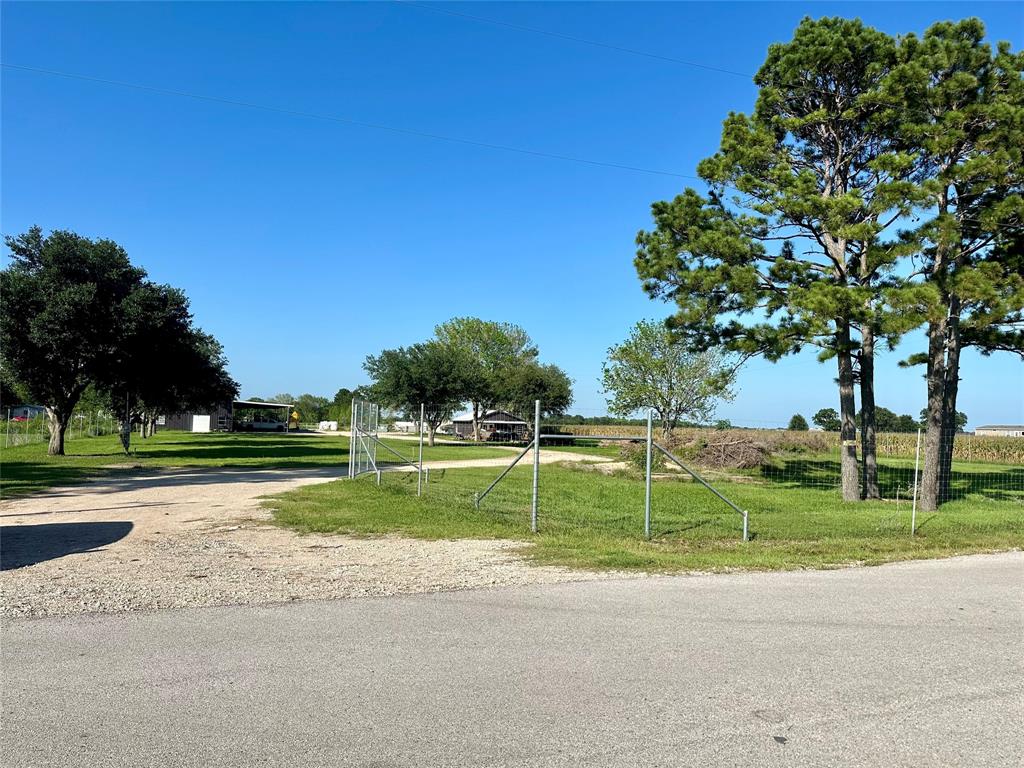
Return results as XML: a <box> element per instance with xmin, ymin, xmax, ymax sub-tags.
<box><xmin>0</xmin><ymin>454</ymin><xmax>615</xmax><ymax>619</ymax></box>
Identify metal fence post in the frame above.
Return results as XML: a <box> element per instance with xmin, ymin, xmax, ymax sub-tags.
<box><xmin>644</xmin><ymin>408</ymin><xmax>653</xmax><ymax>539</ymax></box>
<box><xmin>349</xmin><ymin>398</ymin><xmax>357</xmax><ymax>479</ymax></box>
<box><xmin>911</xmin><ymin>428</ymin><xmax>922</xmax><ymax>535</ymax></box>
<box><xmin>531</xmin><ymin>399</ymin><xmax>540</xmax><ymax>533</ymax></box>
<box><xmin>417</xmin><ymin>403</ymin><xmax>425</xmax><ymax>497</ymax></box>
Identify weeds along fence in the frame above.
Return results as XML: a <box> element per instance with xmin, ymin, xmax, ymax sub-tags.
<box><xmin>2</xmin><ymin>409</ymin><xmax>121</xmax><ymax>448</ymax></box>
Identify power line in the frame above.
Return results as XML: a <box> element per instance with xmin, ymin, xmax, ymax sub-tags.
<box><xmin>392</xmin><ymin>0</ymin><xmax>754</xmax><ymax>80</ymax></box>
<box><xmin>5</xmin><ymin>63</ymin><xmax>1020</xmax><ymax>235</ymax></box>
<box><xmin>0</xmin><ymin>62</ymin><xmax>701</xmax><ymax>181</ymax></box>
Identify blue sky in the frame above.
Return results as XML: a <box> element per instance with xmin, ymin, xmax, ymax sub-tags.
<box><xmin>3</xmin><ymin>1</ymin><xmax>1022</xmax><ymax>428</ymax></box>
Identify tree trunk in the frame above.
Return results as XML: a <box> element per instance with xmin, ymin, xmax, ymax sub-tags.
<box><xmin>472</xmin><ymin>402</ymin><xmax>481</xmax><ymax>442</ymax></box>
<box><xmin>428</xmin><ymin>423</ymin><xmax>437</xmax><ymax>447</ymax></box>
<box><xmin>45</xmin><ymin>407</ymin><xmax>69</xmax><ymax>456</ymax></box>
<box><xmin>939</xmin><ymin>302</ymin><xmax>962</xmax><ymax>503</ymax></box>
<box><xmin>919</xmin><ymin>317</ymin><xmax>948</xmax><ymax>512</ymax></box>
<box><xmin>836</xmin><ymin>323</ymin><xmax>860</xmax><ymax>502</ymax></box>
<box><xmin>859</xmin><ymin>327</ymin><xmax>879</xmax><ymax>500</ymax></box>
<box><xmin>119</xmin><ymin>419</ymin><xmax>132</xmax><ymax>454</ymax></box>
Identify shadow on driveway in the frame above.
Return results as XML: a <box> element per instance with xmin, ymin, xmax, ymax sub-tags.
<box><xmin>1</xmin><ymin>521</ymin><xmax>133</xmax><ymax>570</ymax></box>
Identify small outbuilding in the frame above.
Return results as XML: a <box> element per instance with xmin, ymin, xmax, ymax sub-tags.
<box><xmin>450</xmin><ymin>409</ymin><xmax>529</xmax><ymax>441</ymax></box>
<box><xmin>162</xmin><ymin>400</ymin><xmax>294</xmax><ymax>433</ymax></box>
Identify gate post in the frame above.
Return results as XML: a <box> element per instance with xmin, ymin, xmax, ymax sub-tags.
<box><xmin>644</xmin><ymin>408</ymin><xmax>653</xmax><ymax>539</ymax></box>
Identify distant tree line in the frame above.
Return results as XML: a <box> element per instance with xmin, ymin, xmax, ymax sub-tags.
<box><xmin>800</xmin><ymin>407</ymin><xmax>969</xmax><ymax>434</ymax></box>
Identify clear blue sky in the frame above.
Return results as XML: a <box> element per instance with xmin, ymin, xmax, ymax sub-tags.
<box><xmin>3</xmin><ymin>1</ymin><xmax>1022</xmax><ymax>428</ymax></box>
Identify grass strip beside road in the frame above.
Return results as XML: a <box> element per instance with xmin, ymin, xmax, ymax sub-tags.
<box><xmin>268</xmin><ymin>463</ymin><xmax>1024</xmax><ymax>572</ymax></box>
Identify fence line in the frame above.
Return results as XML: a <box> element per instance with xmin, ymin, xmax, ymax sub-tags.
<box><xmin>347</xmin><ymin>402</ymin><xmax>1021</xmax><ymax>543</ymax></box>
<box><xmin>3</xmin><ymin>409</ymin><xmax>121</xmax><ymax>449</ymax></box>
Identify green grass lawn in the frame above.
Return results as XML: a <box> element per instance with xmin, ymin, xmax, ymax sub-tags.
<box><xmin>542</xmin><ymin>442</ymin><xmax>623</xmax><ymax>458</ymax></box>
<box><xmin>269</xmin><ymin>461</ymin><xmax>1023</xmax><ymax>573</ymax></box>
<box><xmin>0</xmin><ymin>431</ymin><xmax>512</xmax><ymax>498</ymax></box>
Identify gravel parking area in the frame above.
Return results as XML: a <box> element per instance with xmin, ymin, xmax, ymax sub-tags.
<box><xmin>0</xmin><ymin>460</ymin><xmax>615</xmax><ymax>619</ymax></box>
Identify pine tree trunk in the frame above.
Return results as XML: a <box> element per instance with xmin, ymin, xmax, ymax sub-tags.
<box><xmin>859</xmin><ymin>328</ymin><xmax>879</xmax><ymax>500</ymax></box>
<box><xmin>836</xmin><ymin>325</ymin><xmax>860</xmax><ymax>502</ymax></box>
<box><xmin>939</xmin><ymin>303</ymin><xmax>962</xmax><ymax>503</ymax></box>
<box><xmin>46</xmin><ymin>407</ymin><xmax>69</xmax><ymax>456</ymax></box>
<box><xmin>919</xmin><ymin>317</ymin><xmax>947</xmax><ymax>512</ymax></box>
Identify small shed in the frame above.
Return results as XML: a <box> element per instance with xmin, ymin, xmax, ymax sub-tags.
<box><xmin>450</xmin><ymin>409</ymin><xmax>529</xmax><ymax>441</ymax></box>
<box><xmin>161</xmin><ymin>400</ymin><xmax>293</xmax><ymax>433</ymax></box>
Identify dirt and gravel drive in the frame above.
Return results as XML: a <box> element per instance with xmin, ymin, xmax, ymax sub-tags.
<box><xmin>0</xmin><ymin>453</ymin><xmax>617</xmax><ymax>619</ymax></box>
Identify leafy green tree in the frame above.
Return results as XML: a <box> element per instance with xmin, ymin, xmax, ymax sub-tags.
<box><xmin>494</xmin><ymin>363</ymin><xmax>573</xmax><ymax>425</ymax></box>
<box><xmin>434</xmin><ymin>317</ymin><xmax>538</xmax><ymax>440</ymax></box>
<box><xmin>0</xmin><ymin>371</ymin><xmax>26</xmax><ymax>411</ymax></box>
<box><xmin>98</xmin><ymin>282</ymin><xmax>238</xmax><ymax>451</ymax></box>
<box><xmin>328</xmin><ymin>388</ymin><xmax>355</xmax><ymax>427</ymax></box>
<box><xmin>2</xmin><ymin>227</ymin><xmax>146</xmax><ymax>454</ymax></box>
<box><xmin>856</xmin><ymin>407</ymin><xmax>919</xmax><ymax>433</ymax></box>
<box><xmin>270</xmin><ymin>393</ymin><xmax>296</xmax><ymax>405</ymax></box>
<box><xmin>364</xmin><ymin>341</ymin><xmax>474</xmax><ymax>446</ymax></box>
<box><xmin>812</xmin><ymin>408</ymin><xmax>842</xmax><ymax>432</ymax></box>
<box><xmin>635</xmin><ymin>18</ymin><xmax>919</xmax><ymax>501</ymax></box>
<box><xmin>888</xmin><ymin>21</ymin><xmax>1024</xmax><ymax>509</ymax></box>
<box><xmin>294</xmin><ymin>394</ymin><xmax>330</xmax><ymax>425</ymax></box>
<box><xmin>1</xmin><ymin>227</ymin><xmax>237</xmax><ymax>454</ymax></box>
<box><xmin>601</xmin><ymin>320</ymin><xmax>737</xmax><ymax>438</ymax></box>
<box><xmin>787</xmin><ymin>414</ymin><xmax>809</xmax><ymax>431</ymax></box>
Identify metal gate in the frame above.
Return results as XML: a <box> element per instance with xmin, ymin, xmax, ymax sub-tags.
<box><xmin>349</xmin><ymin>400</ymin><xmax>379</xmax><ymax>479</ymax></box>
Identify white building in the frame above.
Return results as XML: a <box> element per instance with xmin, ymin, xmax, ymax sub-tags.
<box><xmin>974</xmin><ymin>425</ymin><xmax>1024</xmax><ymax>437</ymax></box>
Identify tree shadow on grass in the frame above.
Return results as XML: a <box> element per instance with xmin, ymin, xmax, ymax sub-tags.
<box><xmin>1</xmin><ymin>462</ymin><xmax>349</xmax><ymax>501</ymax></box>
<box><xmin>762</xmin><ymin>458</ymin><xmax>1024</xmax><ymax>503</ymax></box>
<box><xmin>1</xmin><ymin>521</ymin><xmax>133</xmax><ymax>570</ymax></box>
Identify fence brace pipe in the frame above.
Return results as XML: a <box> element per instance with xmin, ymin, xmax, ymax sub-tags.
<box><xmin>655</xmin><ymin>443</ymin><xmax>750</xmax><ymax>542</ymax></box>
<box><xmin>475</xmin><ymin>442</ymin><xmax>534</xmax><ymax>508</ymax></box>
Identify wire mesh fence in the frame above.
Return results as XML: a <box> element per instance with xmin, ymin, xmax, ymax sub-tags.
<box><xmin>2</xmin><ymin>409</ymin><xmax>121</xmax><ymax>448</ymax></box>
<box><xmin>540</xmin><ymin>423</ymin><xmax>1023</xmax><ymax>504</ymax></box>
<box><xmin>345</xmin><ymin>402</ymin><xmax>1022</xmax><ymax>549</ymax></box>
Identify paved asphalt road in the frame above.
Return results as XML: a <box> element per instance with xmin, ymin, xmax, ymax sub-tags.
<box><xmin>3</xmin><ymin>552</ymin><xmax>1022</xmax><ymax>767</ymax></box>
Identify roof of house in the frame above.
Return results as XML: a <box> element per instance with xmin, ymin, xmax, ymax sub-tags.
<box><xmin>451</xmin><ymin>409</ymin><xmax>527</xmax><ymax>424</ymax></box>
<box><xmin>975</xmin><ymin>425</ymin><xmax>1024</xmax><ymax>430</ymax></box>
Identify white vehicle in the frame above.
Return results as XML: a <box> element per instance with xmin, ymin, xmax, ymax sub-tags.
<box><xmin>236</xmin><ymin>416</ymin><xmax>286</xmax><ymax>432</ymax></box>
